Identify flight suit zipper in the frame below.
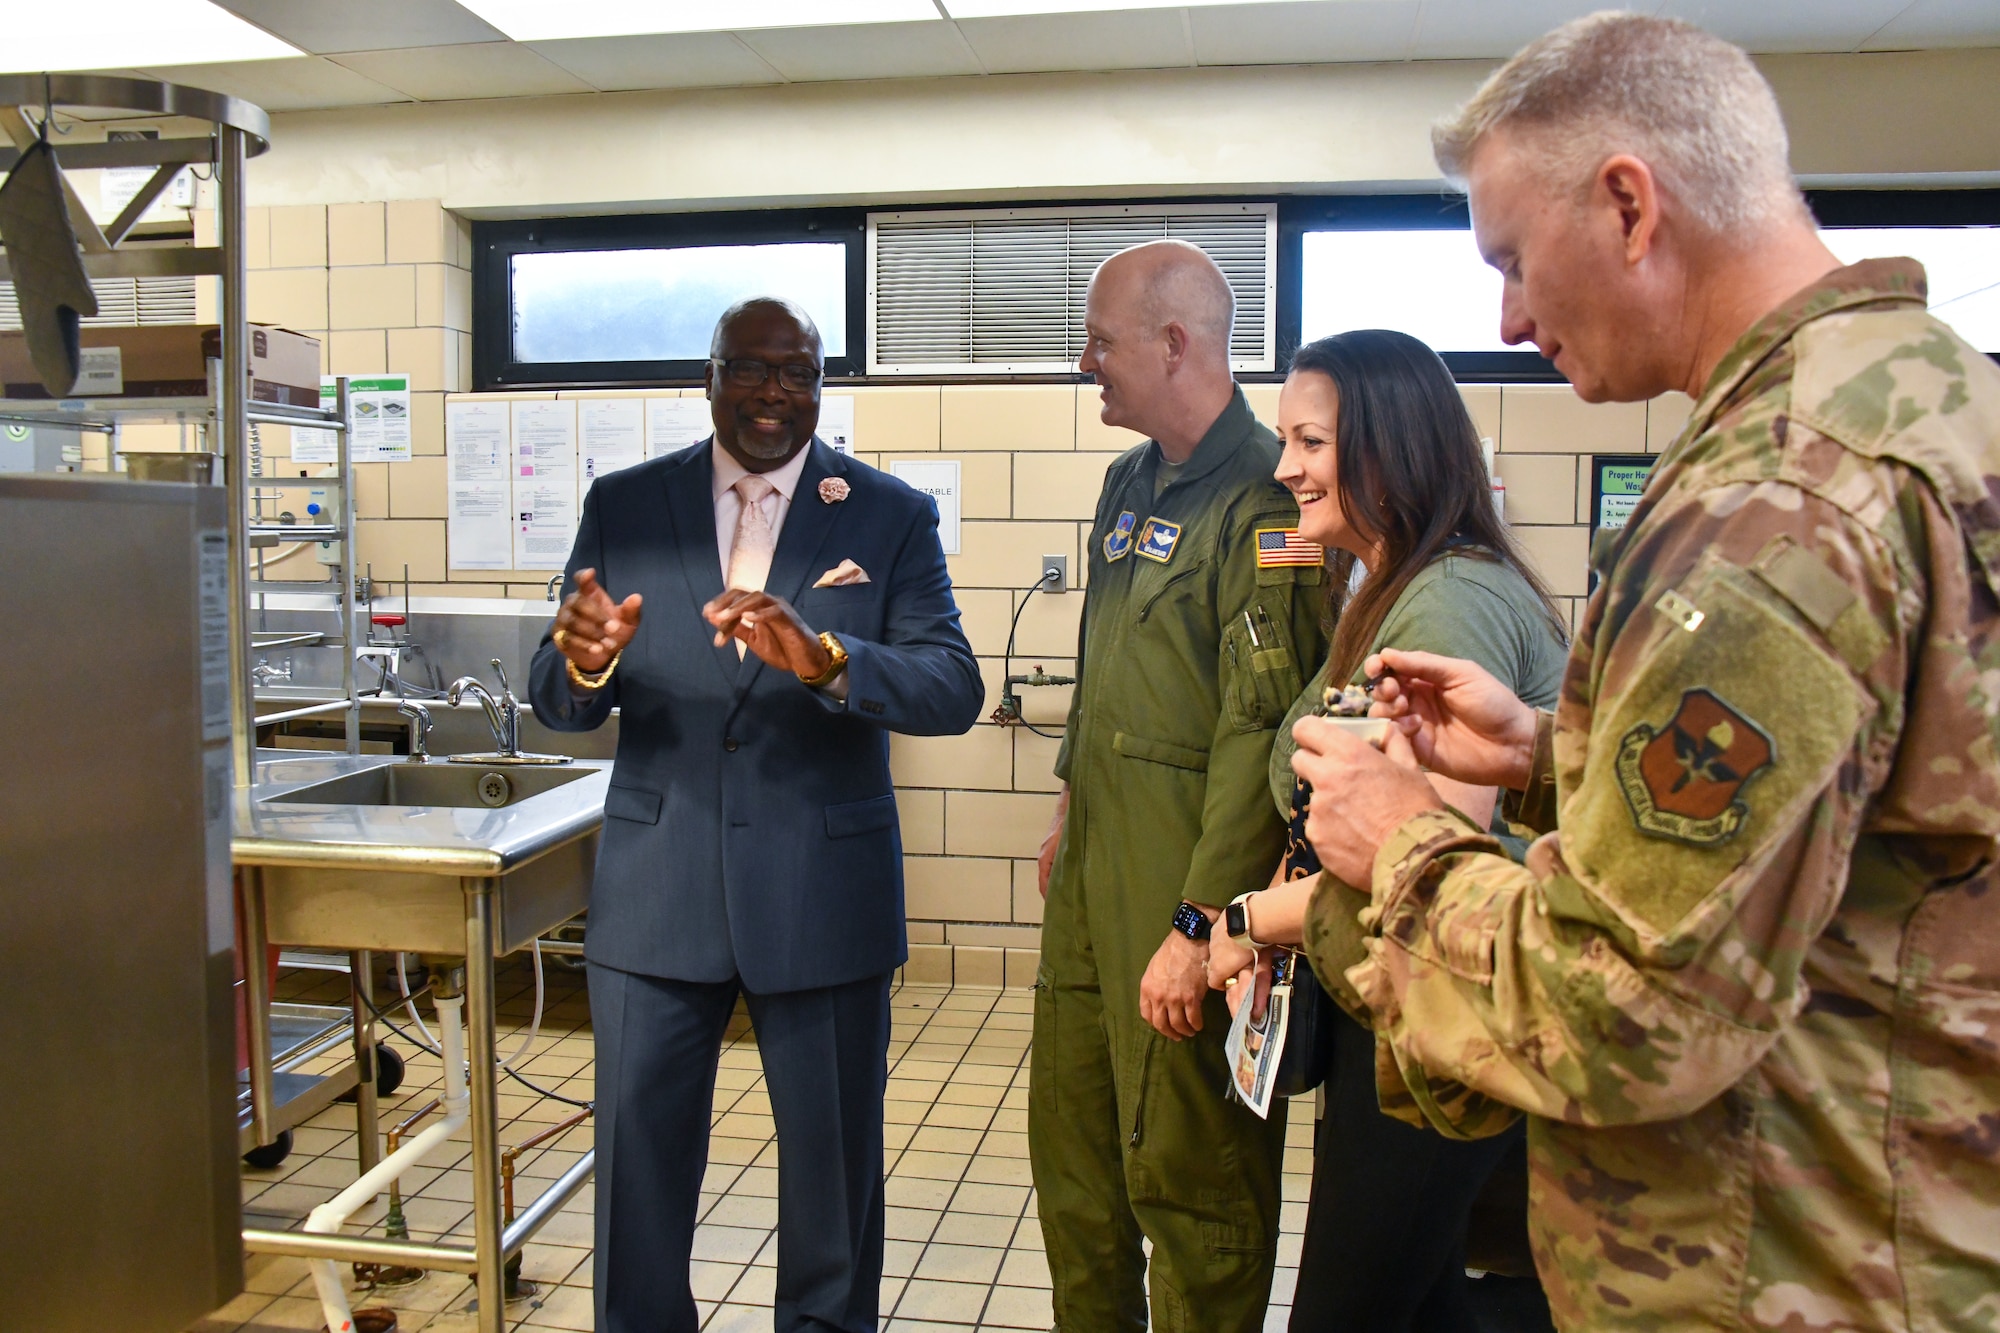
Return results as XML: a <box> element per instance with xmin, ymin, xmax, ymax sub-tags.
<box><xmin>1129</xmin><ymin>1038</ymin><xmax>1155</xmax><ymax>1148</ymax></box>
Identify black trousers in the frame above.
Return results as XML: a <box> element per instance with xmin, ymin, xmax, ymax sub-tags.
<box><xmin>589</xmin><ymin>962</ymin><xmax>891</xmax><ymax>1333</ymax></box>
<box><xmin>1289</xmin><ymin>1007</ymin><xmax>1522</xmax><ymax>1333</ymax></box>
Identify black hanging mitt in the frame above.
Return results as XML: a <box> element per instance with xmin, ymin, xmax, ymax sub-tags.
<box><xmin>0</xmin><ymin>137</ymin><xmax>98</xmax><ymax>396</ymax></box>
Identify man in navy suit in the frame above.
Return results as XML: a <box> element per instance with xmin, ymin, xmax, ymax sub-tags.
<box><xmin>530</xmin><ymin>297</ymin><xmax>984</xmax><ymax>1332</ymax></box>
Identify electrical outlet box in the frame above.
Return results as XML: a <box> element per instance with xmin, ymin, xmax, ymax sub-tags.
<box><xmin>1040</xmin><ymin>554</ymin><xmax>1069</xmax><ymax>594</ymax></box>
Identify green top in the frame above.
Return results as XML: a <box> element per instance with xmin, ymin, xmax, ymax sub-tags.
<box><xmin>1049</xmin><ymin>387</ymin><xmax>1328</xmax><ymax>980</ymax></box>
<box><xmin>1268</xmin><ymin>551</ymin><xmax>1568</xmax><ymax>815</ymax></box>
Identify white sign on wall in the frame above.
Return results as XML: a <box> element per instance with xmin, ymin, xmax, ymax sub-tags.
<box><xmin>512</xmin><ymin>400</ymin><xmax>579</xmax><ymax>570</ymax></box>
<box><xmin>579</xmin><ymin>398</ymin><xmax>645</xmax><ymax>487</ymax></box>
<box><xmin>445</xmin><ymin>399</ymin><xmax>511</xmax><ymax>571</ymax></box>
<box><xmin>647</xmin><ymin>398</ymin><xmax>712</xmax><ymax>459</ymax></box>
<box><xmin>889</xmin><ymin>459</ymin><xmax>961</xmax><ymax>555</ymax></box>
<box><xmin>819</xmin><ymin>394</ymin><xmax>856</xmax><ymax>456</ymax></box>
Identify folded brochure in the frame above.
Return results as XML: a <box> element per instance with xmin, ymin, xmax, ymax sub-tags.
<box><xmin>1224</xmin><ymin>973</ymin><xmax>1291</xmax><ymax>1119</ymax></box>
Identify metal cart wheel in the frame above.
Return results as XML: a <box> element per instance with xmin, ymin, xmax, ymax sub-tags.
<box><xmin>242</xmin><ymin>1130</ymin><xmax>293</xmax><ymax>1170</ymax></box>
<box><xmin>339</xmin><ymin>1041</ymin><xmax>407</xmax><ymax>1104</ymax></box>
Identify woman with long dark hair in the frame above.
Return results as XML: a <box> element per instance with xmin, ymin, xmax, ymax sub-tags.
<box><xmin>1206</xmin><ymin>329</ymin><xmax>1567</xmax><ymax>1330</ymax></box>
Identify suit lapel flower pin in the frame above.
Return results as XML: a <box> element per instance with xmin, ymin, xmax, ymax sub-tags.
<box><xmin>818</xmin><ymin>477</ymin><xmax>851</xmax><ymax>504</ymax></box>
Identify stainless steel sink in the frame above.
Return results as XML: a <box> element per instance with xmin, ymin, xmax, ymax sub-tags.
<box><xmin>236</xmin><ymin>754</ymin><xmax>610</xmax><ymax>957</ymax></box>
<box><xmin>265</xmin><ymin>762</ymin><xmax>592</xmax><ymax>809</ymax></box>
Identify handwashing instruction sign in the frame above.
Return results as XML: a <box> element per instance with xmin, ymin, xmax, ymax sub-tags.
<box><xmin>1591</xmin><ymin>455</ymin><xmax>1655</xmax><ymax>533</ymax></box>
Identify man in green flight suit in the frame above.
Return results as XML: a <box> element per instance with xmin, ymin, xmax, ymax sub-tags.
<box><xmin>1029</xmin><ymin>239</ymin><xmax>1327</xmax><ymax>1331</ymax></box>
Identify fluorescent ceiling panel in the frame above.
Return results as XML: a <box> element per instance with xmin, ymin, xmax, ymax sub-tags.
<box><xmin>455</xmin><ymin>1</ymin><xmax>938</xmax><ymax>40</ymax></box>
<box><xmin>0</xmin><ymin>0</ymin><xmax>300</xmax><ymax>73</ymax></box>
<box><xmin>946</xmin><ymin>0</ymin><xmax>1319</xmax><ymax>15</ymax></box>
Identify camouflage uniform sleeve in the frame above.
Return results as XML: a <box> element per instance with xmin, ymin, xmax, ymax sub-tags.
<box><xmin>1498</xmin><ymin>710</ymin><xmax>1559</xmax><ymax>835</ymax></box>
<box><xmin>1181</xmin><ymin>501</ymin><xmax>1327</xmax><ymax>906</ymax></box>
<box><xmin>1350</xmin><ymin>475</ymin><xmax>1913</xmax><ymax>1134</ymax></box>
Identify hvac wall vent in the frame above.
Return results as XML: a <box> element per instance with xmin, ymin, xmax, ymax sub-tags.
<box><xmin>0</xmin><ymin>274</ymin><xmax>199</xmax><ymax>331</ymax></box>
<box><xmin>868</xmin><ymin>203</ymin><xmax>1276</xmax><ymax>375</ymax></box>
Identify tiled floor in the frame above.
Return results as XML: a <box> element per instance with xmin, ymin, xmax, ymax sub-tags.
<box><xmin>190</xmin><ymin>957</ymin><xmax>1312</xmax><ymax>1332</ymax></box>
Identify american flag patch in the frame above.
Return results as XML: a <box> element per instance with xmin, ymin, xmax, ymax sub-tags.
<box><xmin>1256</xmin><ymin>527</ymin><xmax>1324</xmax><ymax>567</ymax></box>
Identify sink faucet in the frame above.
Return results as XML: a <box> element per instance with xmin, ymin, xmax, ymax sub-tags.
<box><xmin>397</xmin><ymin>699</ymin><xmax>433</xmax><ymax>762</ymax></box>
<box><xmin>447</xmin><ymin>658</ymin><xmax>521</xmax><ymax>758</ymax></box>
<box><xmin>546</xmin><ymin>573</ymin><xmax>564</xmax><ymax>602</ymax></box>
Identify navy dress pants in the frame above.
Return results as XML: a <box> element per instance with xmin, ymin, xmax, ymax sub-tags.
<box><xmin>589</xmin><ymin>962</ymin><xmax>892</xmax><ymax>1333</ymax></box>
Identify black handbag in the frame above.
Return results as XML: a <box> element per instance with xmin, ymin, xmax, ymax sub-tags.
<box><xmin>1270</xmin><ymin>946</ymin><xmax>1335</xmax><ymax>1098</ymax></box>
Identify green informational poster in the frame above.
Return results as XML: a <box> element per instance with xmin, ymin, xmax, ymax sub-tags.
<box><xmin>293</xmin><ymin>375</ymin><xmax>413</xmax><ymax>465</ymax></box>
<box><xmin>1591</xmin><ymin>454</ymin><xmax>1655</xmax><ymax>533</ymax></box>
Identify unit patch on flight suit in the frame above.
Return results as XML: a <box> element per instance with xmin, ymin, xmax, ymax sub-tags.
<box><xmin>1136</xmin><ymin>517</ymin><xmax>1182</xmax><ymax>563</ymax></box>
<box><xmin>1104</xmin><ymin>511</ymin><xmax>1137</xmax><ymax>562</ymax></box>
<box><xmin>1615</xmin><ymin>687</ymin><xmax>1775</xmax><ymax>846</ymax></box>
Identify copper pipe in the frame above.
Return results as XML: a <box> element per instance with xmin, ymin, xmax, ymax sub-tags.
<box><xmin>389</xmin><ymin>1098</ymin><xmax>441</xmax><ymax>1147</ymax></box>
<box><xmin>381</xmin><ymin>1098</ymin><xmax>441</xmax><ymax>1241</ymax></box>
<box><xmin>500</xmin><ymin>1106</ymin><xmax>593</xmax><ymax>1225</ymax></box>
<box><xmin>498</xmin><ymin>1105</ymin><xmax>593</xmax><ymax>1302</ymax></box>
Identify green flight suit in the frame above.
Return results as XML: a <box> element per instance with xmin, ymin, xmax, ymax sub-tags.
<box><xmin>1030</xmin><ymin>388</ymin><xmax>1328</xmax><ymax>1332</ymax></box>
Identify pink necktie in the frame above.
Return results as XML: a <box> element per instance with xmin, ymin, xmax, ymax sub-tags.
<box><xmin>726</xmin><ymin>475</ymin><xmax>777</xmax><ymax>657</ymax></box>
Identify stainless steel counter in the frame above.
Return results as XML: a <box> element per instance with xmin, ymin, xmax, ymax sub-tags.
<box><xmin>236</xmin><ymin>751</ymin><xmax>611</xmax><ymax>876</ymax></box>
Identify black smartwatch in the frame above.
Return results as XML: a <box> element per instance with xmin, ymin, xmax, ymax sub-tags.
<box><xmin>1170</xmin><ymin>901</ymin><xmax>1213</xmax><ymax>942</ymax></box>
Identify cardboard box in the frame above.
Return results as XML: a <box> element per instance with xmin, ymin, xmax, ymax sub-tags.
<box><xmin>0</xmin><ymin>324</ymin><xmax>321</xmax><ymax>406</ymax></box>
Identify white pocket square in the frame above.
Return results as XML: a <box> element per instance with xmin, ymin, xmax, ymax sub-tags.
<box><xmin>813</xmin><ymin>559</ymin><xmax>871</xmax><ymax>588</ymax></box>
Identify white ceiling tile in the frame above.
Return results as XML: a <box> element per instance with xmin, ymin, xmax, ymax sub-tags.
<box><xmin>210</xmin><ymin>0</ymin><xmax>508</xmax><ymax>55</ymax></box>
<box><xmin>956</xmin><ymin>9</ymin><xmax>1195</xmax><ymax>73</ymax></box>
<box><xmin>1407</xmin><ymin>0</ymin><xmax>1609</xmax><ymax>60</ymax></box>
<box><xmin>1861</xmin><ymin>0</ymin><xmax>2000</xmax><ymax>50</ymax></box>
<box><xmin>527</xmin><ymin>33</ymin><xmax>785</xmax><ymax>91</ymax></box>
<box><xmin>1190</xmin><ymin>0</ymin><xmax>1421</xmax><ymax>65</ymax></box>
<box><xmin>1657</xmin><ymin>0</ymin><xmax>1910</xmax><ymax>53</ymax></box>
<box><xmin>739</xmin><ymin>21</ymin><xmax>985</xmax><ymax>81</ymax></box>
<box><xmin>332</xmin><ymin>41</ymin><xmax>594</xmax><ymax>100</ymax></box>
<box><xmin>138</xmin><ymin>55</ymin><xmax>412</xmax><ymax>110</ymax></box>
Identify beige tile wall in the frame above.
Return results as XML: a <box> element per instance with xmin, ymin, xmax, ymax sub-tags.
<box><xmin>210</xmin><ymin>199</ymin><xmax>477</xmax><ymax>588</ymax></box>
<box><xmin>206</xmin><ymin>198</ymin><xmax>1694</xmax><ymax>987</ymax></box>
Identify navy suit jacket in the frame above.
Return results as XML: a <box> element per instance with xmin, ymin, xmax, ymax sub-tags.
<box><xmin>529</xmin><ymin>438</ymin><xmax>984</xmax><ymax>993</ymax></box>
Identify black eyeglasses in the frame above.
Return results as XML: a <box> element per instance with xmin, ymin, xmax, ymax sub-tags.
<box><xmin>714</xmin><ymin>357</ymin><xmax>822</xmax><ymax>393</ymax></box>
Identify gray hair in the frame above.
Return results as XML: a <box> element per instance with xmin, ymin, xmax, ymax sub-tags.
<box><xmin>1433</xmin><ymin>11</ymin><xmax>1806</xmax><ymax>236</ymax></box>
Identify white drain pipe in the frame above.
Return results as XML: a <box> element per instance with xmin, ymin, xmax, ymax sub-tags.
<box><xmin>305</xmin><ymin>993</ymin><xmax>469</xmax><ymax>1333</ymax></box>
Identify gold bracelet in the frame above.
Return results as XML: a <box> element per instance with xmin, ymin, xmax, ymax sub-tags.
<box><xmin>567</xmin><ymin>649</ymin><xmax>622</xmax><ymax>692</ymax></box>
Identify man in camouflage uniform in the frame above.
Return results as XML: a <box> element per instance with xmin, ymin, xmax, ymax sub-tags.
<box><xmin>1288</xmin><ymin>13</ymin><xmax>2000</xmax><ymax>1332</ymax></box>
<box><xmin>1030</xmin><ymin>240</ymin><xmax>1325</xmax><ymax>1331</ymax></box>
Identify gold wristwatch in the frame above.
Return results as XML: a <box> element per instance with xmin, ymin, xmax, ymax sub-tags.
<box><xmin>799</xmin><ymin>631</ymin><xmax>849</xmax><ymax>690</ymax></box>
